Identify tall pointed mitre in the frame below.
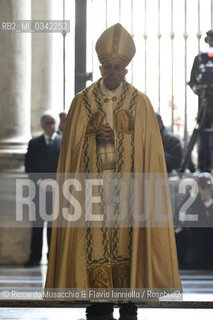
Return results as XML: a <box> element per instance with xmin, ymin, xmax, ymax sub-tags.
<box><xmin>95</xmin><ymin>23</ymin><xmax>136</xmax><ymax>67</ymax></box>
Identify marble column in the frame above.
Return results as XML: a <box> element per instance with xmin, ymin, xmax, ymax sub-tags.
<box><xmin>0</xmin><ymin>0</ymin><xmax>32</xmax><ymax>264</ymax></box>
<box><xmin>0</xmin><ymin>0</ymin><xmax>31</xmax><ymax>170</ymax></box>
<box><xmin>31</xmin><ymin>0</ymin><xmax>63</xmax><ymax>136</ymax></box>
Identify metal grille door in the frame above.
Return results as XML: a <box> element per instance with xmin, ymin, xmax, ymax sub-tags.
<box><xmin>85</xmin><ymin>0</ymin><xmax>213</xmax><ymax>145</ymax></box>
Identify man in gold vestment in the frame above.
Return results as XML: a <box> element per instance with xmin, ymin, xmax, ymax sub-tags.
<box><xmin>45</xmin><ymin>23</ymin><xmax>182</xmax><ymax>320</ymax></box>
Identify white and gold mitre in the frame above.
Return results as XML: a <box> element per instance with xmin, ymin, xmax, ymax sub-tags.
<box><xmin>95</xmin><ymin>23</ymin><xmax>136</xmax><ymax>67</ymax></box>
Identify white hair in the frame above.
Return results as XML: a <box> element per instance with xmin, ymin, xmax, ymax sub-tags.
<box><xmin>40</xmin><ymin>110</ymin><xmax>58</xmax><ymax>125</ymax></box>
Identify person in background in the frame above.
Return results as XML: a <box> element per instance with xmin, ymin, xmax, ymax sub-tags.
<box><xmin>57</xmin><ymin>111</ymin><xmax>67</xmax><ymax>135</ymax></box>
<box><xmin>156</xmin><ymin>112</ymin><xmax>183</xmax><ymax>173</ymax></box>
<box><xmin>176</xmin><ymin>172</ymin><xmax>213</xmax><ymax>269</ymax></box>
<box><xmin>24</xmin><ymin>111</ymin><xmax>62</xmax><ymax>267</ymax></box>
<box><xmin>189</xmin><ymin>29</ymin><xmax>213</xmax><ymax>172</ymax></box>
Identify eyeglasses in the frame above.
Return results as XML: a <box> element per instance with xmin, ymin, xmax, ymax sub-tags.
<box><xmin>44</xmin><ymin>121</ymin><xmax>55</xmax><ymax>125</ymax></box>
<box><xmin>102</xmin><ymin>64</ymin><xmax>125</xmax><ymax>72</ymax></box>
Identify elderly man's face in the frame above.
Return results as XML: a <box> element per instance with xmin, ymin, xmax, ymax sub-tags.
<box><xmin>99</xmin><ymin>61</ymin><xmax>128</xmax><ymax>90</ymax></box>
<box><xmin>41</xmin><ymin>116</ymin><xmax>56</xmax><ymax>137</ymax></box>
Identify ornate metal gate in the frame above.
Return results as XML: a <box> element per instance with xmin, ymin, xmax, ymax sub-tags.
<box><xmin>83</xmin><ymin>0</ymin><xmax>213</xmax><ymax>145</ymax></box>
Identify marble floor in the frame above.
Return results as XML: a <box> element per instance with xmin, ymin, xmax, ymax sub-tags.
<box><xmin>0</xmin><ymin>265</ymin><xmax>213</xmax><ymax>319</ymax></box>
<box><xmin>1</xmin><ymin>307</ymin><xmax>213</xmax><ymax>320</ymax></box>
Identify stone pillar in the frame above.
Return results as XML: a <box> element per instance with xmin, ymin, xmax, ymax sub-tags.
<box><xmin>0</xmin><ymin>0</ymin><xmax>32</xmax><ymax>265</ymax></box>
<box><xmin>31</xmin><ymin>0</ymin><xmax>63</xmax><ymax>136</ymax></box>
<box><xmin>0</xmin><ymin>0</ymin><xmax>31</xmax><ymax>170</ymax></box>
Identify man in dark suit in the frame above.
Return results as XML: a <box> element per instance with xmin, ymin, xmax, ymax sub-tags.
<box><xmin>24</xmin><ymin>111</ymin><xmax>62</xmax><ymax>267</ymax></box>
<box><xmin>189</xmin><ymin>29</ymin><xmax>213</xmax><ymax>171</ymax></box>
<box><xmin>155</xmin><ymin>112</ymin><xmax>183</xmax><ymax>172</ymax></box>
<box><xmin>175</xmin><ymin>172</ymin><xmax>213</xmax><ymax>269</ymax></box>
